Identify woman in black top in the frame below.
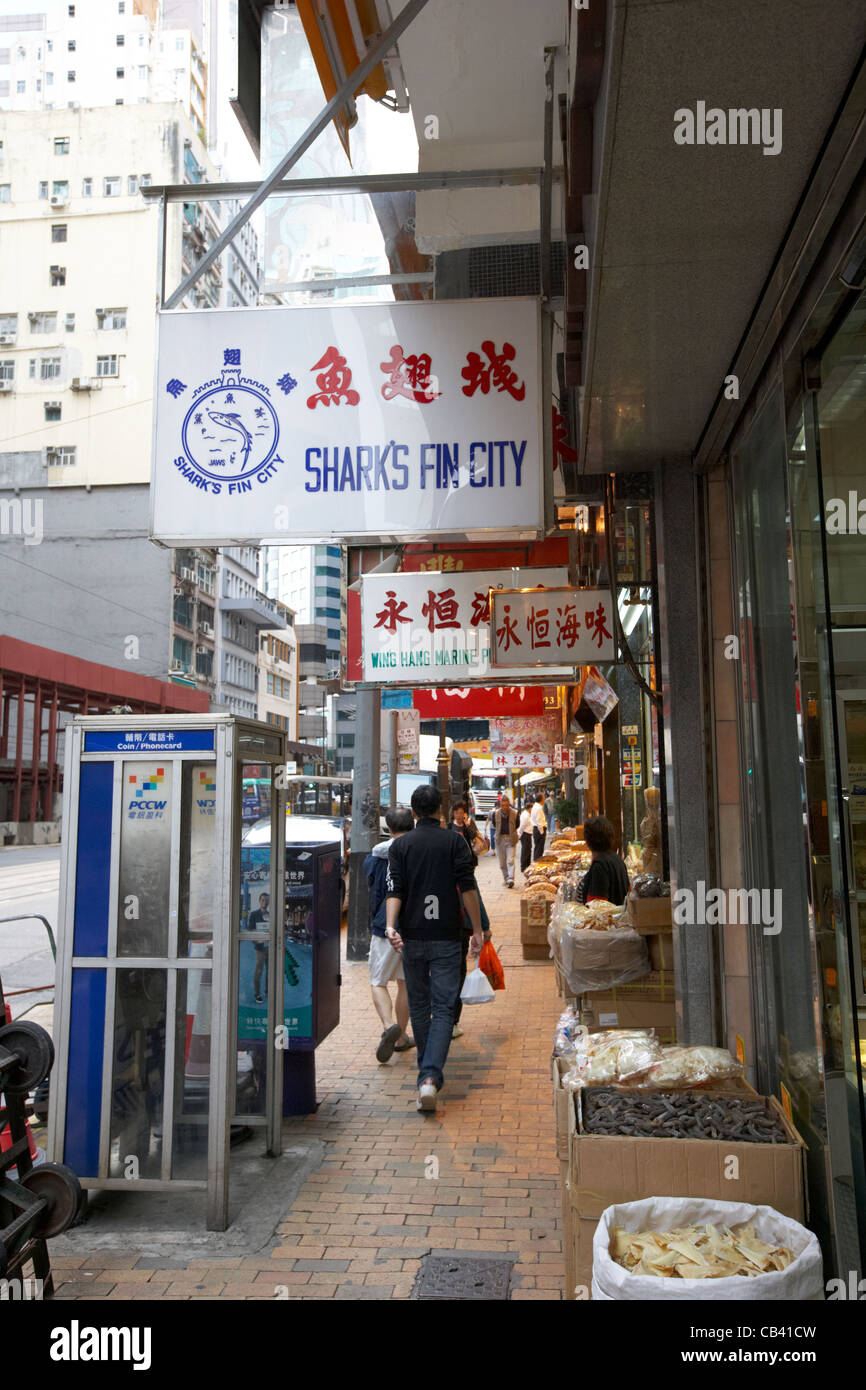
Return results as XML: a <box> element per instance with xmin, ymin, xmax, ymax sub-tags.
<box><xmin>578</xmin><ymin>816</ymin><xmax>630</xmax><ymax>905</ymax></box>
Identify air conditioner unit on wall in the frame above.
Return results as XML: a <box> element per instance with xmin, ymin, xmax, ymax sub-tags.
<box><xmin>0</xmin><ymin>334</ymin><xmax>14</xmax><ymax>345</ymax></box>
<box><xmin>49</xmin><ymin>196</ymin><xmax>67</xmax><ymax>207</ymax></box>
<box><xmin>0</xmin><ymin>381</ymin><xmax>12</xmax><ymax>393</ymax></box>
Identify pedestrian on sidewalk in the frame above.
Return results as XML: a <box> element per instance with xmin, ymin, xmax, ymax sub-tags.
<box><xmin>364</xmin><ymin>808</ymin><xmax>417</xmax><ymax>1064</ymax></box>
<box><xmin>518</xmin><ymin>798</ymin><xmax>533</xmax><ymax>878</ymax></box>
<box><xmin>577</xmin><ymin>815</ymin><xmax>631</xmax><ymax>905</ymax></box>
<box><xmin>544</xmin><ymin>790</ymin><xmax>556</xmax><ymax>838</ymax></box>
<box><xmin>531</xmin><ymin>791</ymin><xmax>548</xmax><ymax>860</ymax></box>
<box><xmin>489</xmin><ymin>790</ymin><xmax>501</xmax><ymax>850</ymax></box>
<box><xmin>448</xmin><ymin>800</ymin><xmax>492</xmax><ymax>1039</ymax></box>
<box><xmin>491</xmin><ymin>794</ymin><xmax>519</xmax><ymax>887</ymax></box>
<box><xmin>385</xmin><ymin>784</ymin><xmax>483</xmax><ymax>1112</ymax></box>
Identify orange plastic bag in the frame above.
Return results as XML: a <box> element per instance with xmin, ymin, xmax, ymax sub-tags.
<box><xmin>478</xmin><ymin>940</ymin><xmax>505</xmax><ymax>991</ymax></box>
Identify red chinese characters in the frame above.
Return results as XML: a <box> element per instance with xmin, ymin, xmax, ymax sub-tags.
<box><xmin>527</xmin><ymin>605</ymin><xmax>551</xmax><ymax>650</ymax></box>
<box><xmin>470</xmin><ymin>590</ymin><xmax>491</xmax><ymax>627</ymax></box>
<box><xmin>379</xmin><ymin>345</ymin><xmax>440</xmax><ymax>404</ymax></box>
<box><xmin>373</xmin><ymin>590</ymin><xmax>411</xmax><ymax>633</ymax></box>
<box><xmin>461</xmin><ymin>340</ymin><xmax>526</xmax><ymax>401</ymax></box>
<box><xmin>421</xmin><ymin>588</ymin><xmax>460</xmax><ymax>632</ymax></box>
<box><xmin>585</xmin><ymin>602</ymin><xmax>612</xmax><ymax>649</ymax></box>
<box><xmin>556</xmin><ymin>603</ymin><xmax>581</xmax><ymax>648</ymax></box>
<box><xmin>495</xmin><ymin>603</ymin><xmax>522</xmax><ymax>652</ymax></box>
<box><xmin>306</xmin><ymin>346</ymin><xmax>360</xmax><ymax>409</ymax></box>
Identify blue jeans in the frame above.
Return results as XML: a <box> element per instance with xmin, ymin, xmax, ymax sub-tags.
<box><xmin>400</xmin><ymin>937</ymin><xmax>463</xmax><ymax>1090</ymax></box>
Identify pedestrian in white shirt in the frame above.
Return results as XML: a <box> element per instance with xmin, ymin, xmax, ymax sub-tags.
<box><xmin>530</xmin><ymin>792</ymin><xmax>548</xmax><ymax>860</ymax></box>
<box><xmin>518</xmin><ymin>800</ymin><xmax>533</xmax><ymax>876</ymax></box>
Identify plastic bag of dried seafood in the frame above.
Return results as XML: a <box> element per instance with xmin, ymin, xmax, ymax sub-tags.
<box><xmin>591</xmin><ymin>1198</ymin><xmax>824</xmax><ymax>1301</ymax></box>
<box><xmin>561</xmin><ymin>1029</ymin><xmax>661</xmax><ymax>1088</ymax></box>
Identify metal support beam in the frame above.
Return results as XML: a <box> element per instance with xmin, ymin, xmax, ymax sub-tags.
<box><xmin>142</xmin><ymin>168</ymin><xmax>551</xmax><ymax>204</ymax></box>
<box><xmin>265</xmin><ymin>270</ymin><xmax>434</xmax><ymax>296</ymax></box>
<box><xmin>164</xmin><ymin>0</ymin><xmax>435</xmax><ymax>310</ymax></box>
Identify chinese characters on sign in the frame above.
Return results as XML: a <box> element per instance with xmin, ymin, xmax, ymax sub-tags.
<box><xmin>152</xmin><ymin>299</ymin><xmax>542</xmax><ymax>544</ymax></box>
<box><xmin>490</xmin><ymin>588</ymin><xmax>615</xmax><ymax>667</ymax></box>
<box><xmin>360</xmin><ymin>568</ymin><xmax>572</xmax><ymax>686</ymax></box>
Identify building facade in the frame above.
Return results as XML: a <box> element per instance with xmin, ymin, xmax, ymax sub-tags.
<box><xmin>215</xmin><ymin>546</ymin><xmax>290</xmax><ymax>720</ymax></box>
<box><xmin>257</xmin><ymin>622</ymin><xmax>297</xmax><ymax>738</ymax></box>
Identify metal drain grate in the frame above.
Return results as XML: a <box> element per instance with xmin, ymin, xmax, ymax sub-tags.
<box><xmin>413</xmin><ymin>1253</ymin><xmax>515</xmax><ymax>1300</ymax></box>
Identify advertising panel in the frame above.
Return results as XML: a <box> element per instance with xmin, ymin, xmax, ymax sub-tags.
<box><xmin>152</xmin><ymin>298</ymin><xmax>542</xmax><ymax>544</ymax></box>
<box><xmin>490</xmin><ymin>587</ymin><xmax>616</xmax><ymax>666</ymax></box>
<box><xmin>361</xmin><ymin>567</ymin><xmax>570</xmax><ymax>685</ymax></box>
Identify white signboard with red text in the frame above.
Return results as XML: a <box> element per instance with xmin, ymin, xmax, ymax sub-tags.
<box><xmin>151</xmin><ymin>298</ymin><xmax>542</xmax><ymax>544</ymax></box>
<box><xmin>360</xmin><ymin>568</ymin><xmax>571</xmax><ymax>686</ymax></box>
<box><xmin>490</xmin><ymin>587</ymin><xmax>616</xmax><ymax>667</ymax></box>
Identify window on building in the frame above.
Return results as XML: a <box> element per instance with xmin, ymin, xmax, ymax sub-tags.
<box><xmin>140</xmin><ymin>172</ymin><xmax>151</xmax><ymax>187</ymax></box>
<box><xmin>67</xmin><ymin>39</ymin><xmax>75</xmax><ymax>51</ymax></box>
<box><xmin>81</xmin><ymin>176</ymin><xmax>91</xmax><ymax>196</ymax></box>
<box><xmin>97</xmin><ymin>308</ymin><xmax>126</xmax><ymax>330</ymax></box>
<box><xmin>67</xmin><ymin>71</ymin><xmax>75</xmax><ymax>82</ymax></box>
<box><xmin>173</xmin><ymin>594</ymin><xmax>193</xmax><ymax>627</ymax></box>
<box><xmin>39</xmin><ymin>181</ymin><xmax>48</xmax><ymax>199</ymax></box>
<box><xmin>54</xmin><ymin>137</ymin><xmax>69</xmax><ymax>154</ymax></box>
<box><xmin>0</xmin><ymin>361</ymin><xmax>14</xmax><ymax>382</ymax></box>
<box><xmin>195</xmin><ymin>648</ymin><xmax>212</xmax><ymax>678</ymax></box>
<box><xmin>96</xmin><ymin>354</ymin><xmax>118</xmax><ymax>377</ymax></box>
<box><xmin>51</xmin><ymin>224</ymin><xmax>67</xmax><ymax>242</ymax></box>
<box><xmin>46</xmin><ymin>71</ymin><xmax>53</xmax><ymax>85</ymax></box>
<box><xmin>47</xmin><ymin>445</ymin><xmax>75</xmax><ymax>466</ymax></box>
<box><xmin>117</xmin><ymin>33</ymin><xmax>125</xmax><ymax>46</ymax></box>
<box><xmin>103</xmin><ymin>176</ymin><xmax>120</xmax><ymax>197</ymax></box>
<box><xmin>40</xmin><ymin>357</ymin><xmax>61</xmax><ymax>379</ymax></box>
<box><xmin>176</xmin><ymin>36</ymin><xmax>185</xmax><ymax>51</ymax></box>
<box><xmin>119</xmin><ymin>0</ymin><xmax>125</xmax><ymax>11</ymax></box>
<box><xmin>0</xmin><ymin>185</ymin><xmax>10</xmax><ymax>203</ymax></box>
<box><xmin>29</xmin><ymin>312</ymin><xmax>57</xmax><ymax>334</ymax></box>
<box><xmin>172</xmin><ymin>635</ymin><xmax>192</xmax><ymax>669</ymax></box>
<box><xmin>127</xmin><ymin>174</ymin><xmax>138</xmax><ymax>195</ymax></box>
<box><xmin>116</xmin><ymin>67</ymin><xmax>124</xmax><ymax>79</ymax></box>
<box><xmin>52</xmin><ymin>180</ymin><xmax>68</xmax><ymax>198</ymax></box>
<box><xmin>68</xmin><ymin>4</ymin><xmax>75</xmax><ymax>15</ymax></box>
<box><xmin>115</xmin><ymin>97</ymin><xmax>123</xmax><ymax>104</ymax></box>
<box><xmin>50</xmin><ymin>266</ymin><xmax>66</xmax><ymax>286</ymax></box>
<box><xmin>0</xmin><ymin>314</ymin><xmax>17</xmax><ymax>338</ymax></box>
<box><xmin>44</xmin><ymin>401</ymin><xmax>61</xmax><ymax>421</ymax></box>
<box><xmin>64</xmin><ymin>312</ymin><xmax>75</xmax><ymax>332</ymax></box>
<box><xmin>137</xmin><ymin>65</ymin><xmax>147</xmax><ymax>79</ymax></box>
<box><xmin>47</xmin><ymin>40</ymin><xmax>53</xmax><ymax>52</ymax></box>
<box><xmin>16</xmin><ymin>80</ymin><xmax>25</xmax><ymax>94</ymax></box>
<box><xmin>35</xmin><ymin>79</ymin><xmax>41</xmax><ymax>92</ymax></box>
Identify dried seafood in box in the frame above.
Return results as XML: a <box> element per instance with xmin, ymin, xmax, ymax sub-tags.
<box><xmin>582</xmin><ymin>1089</ymin><xmax>788</xmax><ymax>1143</ymax></box>
<box><xmin>640</xmin><ymin>1045</ymin><xmax>742</xmax><ymax>1089</ymax></box>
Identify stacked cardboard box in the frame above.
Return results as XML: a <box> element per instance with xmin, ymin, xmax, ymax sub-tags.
<box><xmin>583</xmin><ymin>972</ymin><xmax>677</xmax><ymax>1042</ymax></box>
<box><xmin>520</xmin><ymin>897</ymin><xmax>553</xmax><ymax>961</ymax></box>
<box><xmin>562</xmin><ymin>1088</ymin><xmax>806</xmax><ymax>1299</ymax></box>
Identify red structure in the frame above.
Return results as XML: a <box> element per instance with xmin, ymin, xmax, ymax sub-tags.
<box><xmin>0</xmin><ymin>637</ymin><xmax>209</xmax><ymax>826</ymax></box>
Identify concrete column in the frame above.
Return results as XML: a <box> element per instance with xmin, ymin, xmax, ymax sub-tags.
<box><xmin>346</xmin><ymin>685</ymin><xmax>381</xmax><ymax>962</ymax></box>
<box><xmin>655</xmin><ymin>457</ymin><xmax>715</xmax><ymax>1043</ymax></box>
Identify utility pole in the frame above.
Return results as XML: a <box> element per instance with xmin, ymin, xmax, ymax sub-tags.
<box><xmin>389</xmin><ymin>709</ymin><xmax>399</xmax><ymax>807</ymax></box>
<box><xmin>346</xmin><ymin>686</ymin><xmax>381</xmax><ymax>962</ymax></box>
<box><xmin>437</xmin><ymin>718</ymin><xmax>451</xmax><ymax>825</ymax></box>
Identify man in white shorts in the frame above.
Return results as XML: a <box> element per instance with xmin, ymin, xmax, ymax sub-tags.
<box><xmin>364</xmin><ymin>807</ymin><xmax>416</xmax><ymax>1063</ymax></box>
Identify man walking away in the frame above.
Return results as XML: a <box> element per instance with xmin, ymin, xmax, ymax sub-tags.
<box><xmin>492</xmin><ymin>794</ymin><xmax>518</xmax><ymax>887</ymax></box>
<box><xmin>386</xmin><ymin>784</ymin><xmax>482</xmax><ymax>1113</ymax></box>
<box><xmin>364</xmin><ymin>807</ymin><xmax>416</xmax><ymax>1064</ymax></box>
<box><xmin>544</xmin><ymin>790</ymin><xmax>556</xmax><ymax>838</ymax></box>
<box><xmin>531</xmin><ymin>791</ymin><xmax>548</xmax><ymax>860</ymax></box>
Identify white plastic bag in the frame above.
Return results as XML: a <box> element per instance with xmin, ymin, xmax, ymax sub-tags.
<box><xmin>591</xmin><ymin>1197</ymin><xmax>824</xmax><ymax>1301</ymax></box>
<box><xmin>460</xmin><ymin>964</ymin><xmax>495</xmax><ymax>1004</ymax></box>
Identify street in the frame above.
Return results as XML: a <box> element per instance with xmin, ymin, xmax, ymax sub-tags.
<box><xmin>0</xmin><ymin>845</ymin><xmax>60</xmax><ymax>1021</ymax></box>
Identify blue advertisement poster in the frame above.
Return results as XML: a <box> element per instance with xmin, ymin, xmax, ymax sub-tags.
<box><xmin>238</xmin><ymin>845</ymin><xmax>313</xmax><ymax>1044</ymax></box>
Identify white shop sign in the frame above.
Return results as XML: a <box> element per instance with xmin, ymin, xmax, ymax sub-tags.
<box><xmin>492</xmin><ymin>751</ymin><xmax>550</xmax><ymax>769</ymax></box>
<box><xmin>490</xmin><ymin>587</ymin><xmax>616</xmax><ymax>667</ymax></box>
<box><xmin>360</xmin><ymin>567</ymin><xmax>571</xmax><ymax>686</ymax></box>
<box><xmin>150</xmin><ymin>298</ymin><xmax>542</xmax><ymax>545</ymax></box>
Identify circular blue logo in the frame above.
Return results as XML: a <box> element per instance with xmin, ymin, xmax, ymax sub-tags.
<box><xmin>181</xmin><ymin>384</ymin><xmax>279</xmax><ymax>483</ymax></box>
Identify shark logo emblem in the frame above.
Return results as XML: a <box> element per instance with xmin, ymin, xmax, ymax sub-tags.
<box><xmin>178</xmin><ymin>349</ymin><xmax>282</xmax><ymax>491</ymax></box>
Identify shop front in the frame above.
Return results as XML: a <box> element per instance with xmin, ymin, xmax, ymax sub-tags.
<box><xmin>714</xmin><ymin>241</ymin><xmax>866</xmax><ymax>1279</ymax></box>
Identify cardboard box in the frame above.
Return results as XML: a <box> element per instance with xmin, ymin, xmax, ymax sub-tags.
<box><xmin>522</xmin><ymin>942</ymin><xmax>552</xmax><ymax>961</ymax></box>
<box><xmin>565</xmin><ymin>1090</ymin><xmax>807</xmax><ymax>1297</ymax></box>
<box><xmin>645</xmin><ymin>930</ymin><xmax>673</xmax><ymax>971</ymax></box>
<box><xmin>586</xmin><ymin>995</ymin><xmax>677</xmax><ymax>1034</ymax></box>
<box><xmin>551</xmin><ymin>1055</ymin><xmax>572</xmax><ymax>1161</ymax></box>
<box><xmin>626</xmin><ymin>894</ymin><xmax>672</xmax><ymax>930</ymax></box>
<box><xmin>520</xmin><ymin>919</ymin><xmax>550</xmax><ymax>946</ymax></box>
<box><xmin>520</xmin><ymin>898</ymin><xmax>553</xmax><ymax>927</ymax></box>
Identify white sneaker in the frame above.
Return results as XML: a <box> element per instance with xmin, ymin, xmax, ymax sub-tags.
<box><xmin>452</xmin><ymin>1023</ymin><xmax>463</xmax><ymax>1038</ymax></box>
<box><xmin>417</xmin><ymin>1080</ymin><xmax>438</xmax><ymax>1112</ymax></box>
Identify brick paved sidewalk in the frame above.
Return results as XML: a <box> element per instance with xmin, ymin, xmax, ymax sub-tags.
<box><xmin>51</xmin><ymin>854</ymin><xmax>565</xmax><ymax>1300</ymax></box>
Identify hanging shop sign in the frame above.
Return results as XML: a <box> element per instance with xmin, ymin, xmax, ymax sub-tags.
<box><xmin>151</xmin><ymin>298</ymin><xmax>542</xmax><ymax>545</ymax></box>
<box><xmin>492</xmin><ymin>751</ymin><xmax>551</xmax><ymax>769</ymax></box>
<box><xmin>490</xmin><ymin>587</ymin><xmax>616</xmax><ymax>667</ymax></box>
<box><xmin>554</xmin><ymin>744</ymin><xmax>577</xmax><ymax>769</ymax></box>
<box><xmin>411</xmin><ymin>686</ymin><xmax>557</xmax><ymax>718</ymax></box>
<box><xmin>489</xmin><ymin>714</ymin><xmax>560</xmax><ymax>758</ymax></box>
<box><xmin>360</xmin><ymin>567</ymin><xmax>571</xmax><ymax>686</ymax></box>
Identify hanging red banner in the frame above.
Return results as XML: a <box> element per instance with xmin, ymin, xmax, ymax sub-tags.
<box><xmin>412</xmin><ymin>685</ymin><xmax>558</xmax><ymax>718</ymax></box>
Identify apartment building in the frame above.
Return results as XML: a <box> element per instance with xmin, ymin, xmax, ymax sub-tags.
<box><xmin>258</xmin><ymin>624</ymin><xmax>297</xmax><ymax>738</ymax></box>
<box><xmin>216</xmin><ymin>547</ymin><xmax>290</xmax><ymax>720</ymax></box>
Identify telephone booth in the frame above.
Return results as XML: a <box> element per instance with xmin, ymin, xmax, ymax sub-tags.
<box><xmin>48</xmin><ymin>714</ymin><xmax>287</xmax><ymax>1231</ymax></box>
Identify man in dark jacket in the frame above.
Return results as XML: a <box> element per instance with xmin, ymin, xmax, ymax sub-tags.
<box><xmin>364</xmin><ymin>807</ymin><xmax>415</xmax><ymax>1064</ymax></box>
<box><xmin>386</xmin><ymin>783</ymin><xmax>482</xmax><ymax>1112</ymax></box>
